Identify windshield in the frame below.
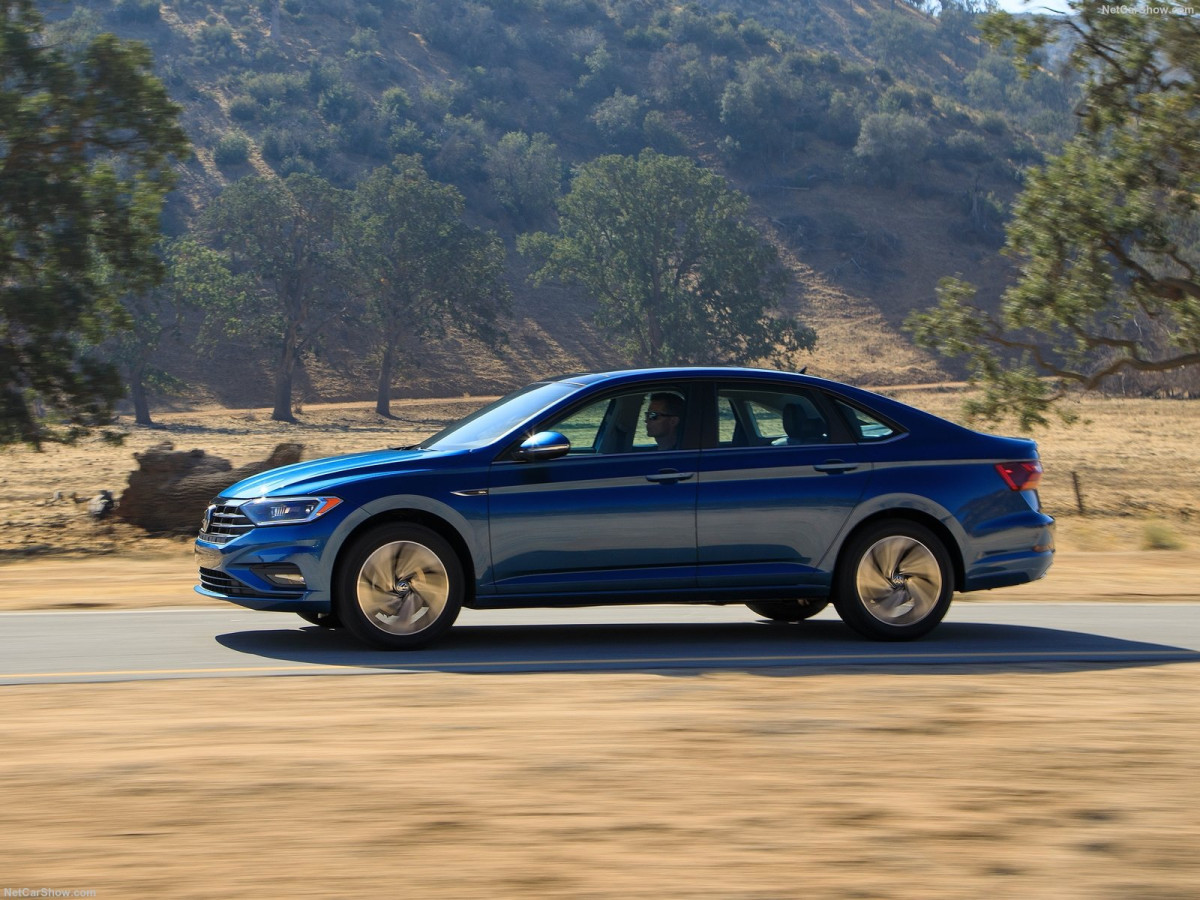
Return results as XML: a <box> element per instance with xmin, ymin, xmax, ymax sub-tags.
<box><xmin>417</xmin><ymin>381</ymin><xmax>581</xmax><ymax>450</ymax></box>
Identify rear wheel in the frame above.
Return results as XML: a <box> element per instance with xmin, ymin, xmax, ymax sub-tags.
<box><xmin>746</xmin><ymin>599</ymin><xmax>829</xmax><ymax>622</ymax></box>
<box><xmin>337</xmin><ymin>523</ymin><xmax>464</xmax><ymax>650</ymax></box>
<box><xmin>833</xmin><ymin>520</ymin><xmax>953</xmax><ymax>641</ymax></box>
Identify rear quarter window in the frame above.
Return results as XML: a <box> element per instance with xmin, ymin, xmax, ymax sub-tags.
<box><xmin>834</xmin><ymin>399</ymin><xmax>899</xmax><ymax>442</ymax></box>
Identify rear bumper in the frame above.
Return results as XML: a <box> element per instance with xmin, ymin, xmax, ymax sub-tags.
<box><xmin>962</xmin><ymin>517</ymin><xmax>1055</xmax><ymax>592</ymax></box>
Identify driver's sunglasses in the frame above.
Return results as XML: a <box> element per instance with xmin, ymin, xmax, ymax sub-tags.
<box><xmin>644</xmin><ymin>411</ymin><xmax>677</xmax><ymax>421</ymax></box>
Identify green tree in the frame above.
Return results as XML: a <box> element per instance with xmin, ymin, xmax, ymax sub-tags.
<box><xmin>109</xmin><ymin>239</ymin><xmax>246</xmax><ymax>427</ymax></box>
<box><xmin>853</xmin><ymin>112</ymin><xmax>932</xmax><ymax>186</ymax></box>
<box><xmin>352</xmin><ymin>157</ymin><xmax>509</xmax><ymax>417</ymax></box>
<box><xmin>1</xmin><ymin>0</ymin><xmax>187</xmax><ymax>446</ymax></box>
<box><xmin>522</xmin><ymin>150</ymin><xmax>814</xmax><ymax>366</ymax></box>
<box><xmin>908</xmin><ymin>3</ymin><xmax>1200</xmax><ymax>429</ymax></box>
<box><xmin>200</xmin><ymin>174</ymin><xmax>351</xmax><ymax>422</ymax></box>
<box><xmin>484</xmin><ymin>132</ymin><xmax>563</xmax><ymax>227</ymax></box>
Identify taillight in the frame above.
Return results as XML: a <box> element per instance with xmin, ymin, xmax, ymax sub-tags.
<box><xmin>996</xmin><ymin>461</ymin><xmax>1042</xmax><ymax>491</ymax></box>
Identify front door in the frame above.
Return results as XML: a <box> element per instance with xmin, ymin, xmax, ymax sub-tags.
<box><xmin>488</xmin><ymin>386</ymin><xmax>698</xmax><ymax>595</ymax></box>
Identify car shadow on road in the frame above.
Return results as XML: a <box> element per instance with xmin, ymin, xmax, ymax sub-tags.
<box><xmin>214</xmin><ymin>616</ymin><xmax>1200</xmax><ymax>676</ymax></box>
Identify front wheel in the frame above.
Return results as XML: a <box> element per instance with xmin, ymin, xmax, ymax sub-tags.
<box><xmin>833</xmin><ymin>521</ymin><xmax>953</xmax><ymax>641</ymax></box>
<box><xmin>337</xmin><ymin>523</ymin><xmax>464</xmax><ymax>650</ymax></box>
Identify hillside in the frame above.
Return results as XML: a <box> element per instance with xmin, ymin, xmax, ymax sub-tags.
<box><xmin>46</xmin><ymin>0</ymin><xmax>1073</xmax><ymax>409</ymax></box>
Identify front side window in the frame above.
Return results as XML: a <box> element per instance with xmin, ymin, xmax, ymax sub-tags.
<box><xmin>545</xmin><ymin>387</ymin><xmax>688</xmax><ymax>455</ymax></box>
<box><xmin>715</xmin><ymin>387</ymin><xmax>831</xmax><ymax>447</ymax></box>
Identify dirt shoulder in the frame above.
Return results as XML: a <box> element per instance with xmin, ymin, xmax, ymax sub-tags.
<box><xmin>3</xmin><ymin>664</ymin><xmax>1198</xmax><ymax>899</ymax></box>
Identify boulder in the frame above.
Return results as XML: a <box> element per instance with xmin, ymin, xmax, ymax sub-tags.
<box><xmin>87</xmin><ymin>490</ymin><xmax>115</xmax><ymax>520</ymax></box>
<box><xmin>116</xmin><ymin>441</ymin><xmax>303</xmax><ymax>535</ymax></box>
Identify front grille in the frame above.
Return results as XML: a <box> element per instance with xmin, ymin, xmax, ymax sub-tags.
<box><xmin>199</xmin><ymin>567</ymin><xmax>303</xmax><ymax>600</ymax></box>
<box><xmin>200</xmin><ymin>502</ymin><xmax>253</xmax><ymax>545</ymax></box>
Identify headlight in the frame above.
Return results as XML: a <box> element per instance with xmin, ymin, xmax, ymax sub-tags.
<box><xmin>239</xmin><ymin>496</ymin><xmax>342</xmax><ymax>526</ymax></box>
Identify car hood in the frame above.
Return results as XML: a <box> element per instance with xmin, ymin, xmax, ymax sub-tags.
<box><xmin>218</xmin><ymin>447</ymin><xmax>463</xmax><ymax>499</ymax></box>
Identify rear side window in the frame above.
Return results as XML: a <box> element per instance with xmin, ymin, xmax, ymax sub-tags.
<box><xmin>716</xmin><ymin>387</ymin><xmax>831</xmax><ymax>447</ymax></box>
<box><xmin>834</xmin><ymin>399</ymin><xmax>897</xmax><ymax>442</ymax></box>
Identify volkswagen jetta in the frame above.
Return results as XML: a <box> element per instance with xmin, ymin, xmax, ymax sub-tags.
<box><xmin>195</xmin><ymin>368</ymin><xmax>1054</xmax><ymax>648</ymax></box>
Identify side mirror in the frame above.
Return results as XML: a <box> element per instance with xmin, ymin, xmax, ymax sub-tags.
<box><xmin>514</xmin><ymin>431</ymin><xmax>571</xmax><ymax>462</ymax></box>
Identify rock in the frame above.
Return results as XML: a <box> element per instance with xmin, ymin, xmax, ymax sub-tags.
<box><xmin>116</xmin><ymin>442</ymin><xmax>304</xmax><ymax>535</ymax></box>
<box><xmin>87</xmin><ymin>490</ymin><xmax>115</xmax><ymax>520</ymax></box>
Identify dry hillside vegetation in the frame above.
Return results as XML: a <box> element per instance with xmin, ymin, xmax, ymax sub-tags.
<box><xmin>55</xmin><ymin>0</ymin><xmax>1052</xmax><ymax>406</ymax></box>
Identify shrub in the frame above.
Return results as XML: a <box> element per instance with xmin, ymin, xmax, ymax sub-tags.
<box><xmin>878</xmin><ymin>86</ymin><xmax>917</xmax><ymax>113</ymax></box>
<box><xmin>624</xmin><ymin>25</ymin><xmax>670</xmax><ymax>50</ymax></box>
<box><xmin>1142</xmin><ymin>521</ymin><xmax>1185</xmax><ymax>551</ymax></box>
<box><xmin>591</xmin><ymin>89</ymin><xmax>644</xmax><ymax>151</ymax></box>
<box><xmin>823</xmin><ymin>91</ymin><xmax>862</xmax><ymax>147</ymax></box>
<box><xmin>242</xmin><ymin>71</ymin><xmax>306</xmax><ymax>104</ymax></box>
<box><xmin>378</xmin><ymin>86</ymin><xmax>411</xmax><ymax>123</ymax></box>
<box><xmin>940</xmin><ymin>131</ymin><xmax>991</xmax><ymax>164</ymax></box>
<box><xmin>355</xmin><ymin>5</ymin><xmax>381</xmax><ymax>28</ymax></box>
<box><xmin>643</xmin><ymin>110</ymin><xmax>687</xmax><ymax>155</ymax></box>
<box><xmin>980</xmin><ymin>112</ymin><xmax>1007</xmax><ymax>135</ymax></box>
<box><xmin>738</xmin><ymin>19</ymin><xmax>770</xmax><ymax>46</ymax></box>
<box><xmin>318</xmin><ymin>82</ymin><xmax>361</xmax><ymax>124</ymax></box>
<box><xmin>854</xmin><ymin>112</ymin><xmax>931</xmax><ymax>184</ymax></box>
<box><xmin>111</xmin><ymin>0</ymin><xmax>161</xmax><ymax>24</ymax></box>
<box><xmin>347</xmin><ymin>27</ymin><xmax>380</xmax><ymax>60</ymax></box>
<box><xmin>214</xmin><ymin>131</ymin><xmax>251</xmax><ymax>166</ymax></box>
<box><xmin>229</xmin><ymin>95</ymin><xmax>258</xmax><ymax>122</ymax></box>
<box><xmin>199</xmin><ymin>22</ymin><xmax>235</xmax><ymax>58</ymax></box>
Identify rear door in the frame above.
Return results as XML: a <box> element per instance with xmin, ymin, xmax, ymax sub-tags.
<box><xmin>695</xmin><ymin>381</ymin><xmax>877</xmax><ymax>589</ymax></box>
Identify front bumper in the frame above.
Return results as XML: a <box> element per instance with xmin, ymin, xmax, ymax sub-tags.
<box><xmin>195</xmin><ymin>531</ymin><xmax>334</xmax><ymax>614</ymax></box>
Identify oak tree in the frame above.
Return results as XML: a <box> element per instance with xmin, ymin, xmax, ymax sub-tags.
<box><xmin>523</xmin><ymin>150</ymin><xmax>813</xmax><ymax>367</ymax></box>
<box><xmin>1</xmin><ymin>0</ymin><xmax>187</xmax><ymax>445</ymax></box>
<box><xmin>909</xmin><ymin>2</ymin><xmax>1200</xmax><ymax>429</ymax></box>
<box><xmin>200</xmin><ymin>174</ymin><xmax>351</xmax><ymax>422</ymax></box>
<box><xmin>352</xmin><ymin>158</ymin><xmax>509</xmax><ymax>417</ymax></box>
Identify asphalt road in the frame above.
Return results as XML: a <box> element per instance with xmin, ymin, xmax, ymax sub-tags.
<box><xmin>2</xmin><ymin>602</ymin><xmax>1199</xmax><ymax>684</ymax></box>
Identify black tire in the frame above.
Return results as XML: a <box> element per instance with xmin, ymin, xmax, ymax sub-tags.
<box><xmin>336</xmin><ymin>523</ymin><xmax>464</xmax><ymax>650</ymax></box>
<box><xmin>297</xmin><ymin>609</ymin><xmax>342</xmax><ymax>629</ymax></box>
<box><xmin>833</xmin><ymin>520</ymin><xmax>954</xmax><ymax>641</ymax></box>
<box><xmin>746</xmin><ymin>599</ymin><xmax>830</xmax><ymax>622</ymax></box>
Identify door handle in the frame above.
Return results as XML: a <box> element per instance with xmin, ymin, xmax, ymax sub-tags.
<box><xmin>645</xmin><ymin>469</ymin><xmax>695</xmax><ymax>484</ymax></box>
<box><xmin>813</xmin><ymin>460</ymin><xmax>858</xmax><ymax>473</ymax></box>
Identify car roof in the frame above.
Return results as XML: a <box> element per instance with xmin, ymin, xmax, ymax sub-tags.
<box><xmin>546</xmin><ymin>366</ymin><xmax>815</xmax><ymax>386</ymax></box>
<box><xmin>539</xmin><ymin>367</ymin><xmax>973</xmax><ymax>436</ymax></box>
<box><xmin>544</xmin><ymin>366</ymin><xmax>882</xmax><ymax>401</ymax></box>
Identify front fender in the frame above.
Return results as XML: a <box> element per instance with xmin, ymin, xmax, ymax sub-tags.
<box><xmin>320</xmin><ymin>493</ymin><xmax>491</xmax><ymax>592</ymax></box>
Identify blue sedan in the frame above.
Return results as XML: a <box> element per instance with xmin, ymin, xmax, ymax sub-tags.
<box><xmin>195</xmin><ymin>368</ymin><xmax>1054</xmax><ymax>648</ymax></box>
